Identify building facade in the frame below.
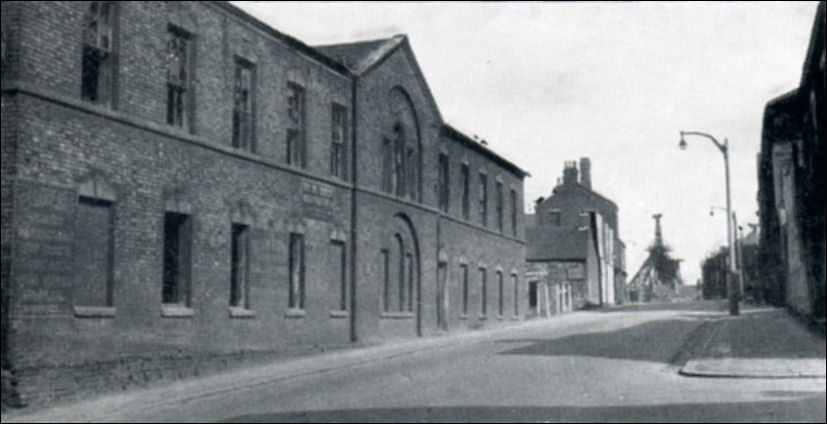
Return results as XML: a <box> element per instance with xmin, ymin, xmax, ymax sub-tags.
<box><xmin>757</xmin><ymin>1</ymin><xmax>825</xmax><ymax>324</ymax></box>
<box><xmin>0</xmin><ymin>1</ymin><xmax>528</xmax><ymax>407</ymax></box>
<box><xmin>526</xmin><ymin>159</ymin><xmax>625</xmax><ymax>310</ymax></box>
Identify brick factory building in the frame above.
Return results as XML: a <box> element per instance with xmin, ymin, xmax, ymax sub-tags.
<box><xmin>0</xmin><ymin>1</ymin><xmax>529</xmax><ymax>407</ymax></box>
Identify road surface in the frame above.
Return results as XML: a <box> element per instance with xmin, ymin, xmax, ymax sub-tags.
<box><xmin>39</xmin><ymin>303</ymin><xmax>827</xmax><ymax>422</ymax></box>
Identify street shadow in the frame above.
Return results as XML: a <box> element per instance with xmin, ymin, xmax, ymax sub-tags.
<box><xmin>598</xmin><ymin>300</ymin><xmax>729</xmax><ymax>313</ymax></box>
<box><xmin>221</xmin><ymin>394</ymin><xmax>826</xmax><ymax>423</ymax></box>
<box><xmin>495</xmin><ymin>319</ymin><xmax>703</xmax><ymax>364</ymax></box>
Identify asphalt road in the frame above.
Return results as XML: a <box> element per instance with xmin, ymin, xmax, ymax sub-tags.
<box><xmin>93</xmin><ymin>303</ymin><xmax>827</xmax><ymax>422</ymax></box>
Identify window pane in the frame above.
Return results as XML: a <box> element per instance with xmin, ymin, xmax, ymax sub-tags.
<box><xmin>231</xmin><ymin>224</ymin><xmax>249</xmax><ymax>307</ymax></box>
<box><xmin>163</xmin><ymin>212</ymin><xmax>190</xmax><ymax>305</ymax></box>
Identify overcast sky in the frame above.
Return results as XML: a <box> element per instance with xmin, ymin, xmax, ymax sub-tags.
<box><xmin>232</xmin><ymin>1</ymin><xmax>820</xmax><ymax>287</ymax></box>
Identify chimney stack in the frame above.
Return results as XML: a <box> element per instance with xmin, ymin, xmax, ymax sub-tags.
<box><xmin>580</xmin><ymin>157</ymin><xmax>591</xmax><ymax>189</ymax></box>
<box><xmin>562</xmin><ymin>160</ymin><xmax>578</xmax><ymax>185</ymax></box>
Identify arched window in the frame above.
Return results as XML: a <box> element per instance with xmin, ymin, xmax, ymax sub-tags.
<box><xmin>382</xmin><ymin>87</ymin><xmax>421</xmax><ymax>201</ymax></box>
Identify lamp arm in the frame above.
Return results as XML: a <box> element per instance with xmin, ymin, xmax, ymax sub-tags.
<box><xmin>681</xmin><ymin>131</ymin><xmax>727</xmax><ymax>153</ymax></box>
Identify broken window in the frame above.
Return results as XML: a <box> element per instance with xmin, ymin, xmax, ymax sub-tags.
<box><xmin>162</xmin><ymin>212</ymin><xmax>191</xmax><ymax>306</ymax></box>
<box><xmin>166</xmin><ymin>26</ymin><xmax>191</xmax><ymax>130</ymax></box>
<box><xmin>286</xmin><ymin>82</ymin><xmax>305</xmax><ymax>167</ymax></box>
<box><xmin>81</xmin><ymin>1</ymin><xmax>117</xmax><ymax>106</ymax></box>
<box><xmin>75</xmin><ymin>197</ymin><xmax>114</xmax><ymax>307</ymax></box>
<box><xmin>289</xmin><ymin>233</ymin><xmax>305</xmax><ymax>310</ymax></box>
<box><xmin>330</xmin><ymin>103</ymin><xmax>347</xmax><ymax>179</ymax></box>
<box><xmin>232</xmin><ymin>59</ymin><xmax>254</xmax><ymax>152</ymax></box>
<box><xmin>230</xmin><ymin>224</ymin><xmax>250</xmax><ymax>308</ymax></box>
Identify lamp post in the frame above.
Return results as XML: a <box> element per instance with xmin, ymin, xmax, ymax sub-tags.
<box><xmin>680</xmin><ymin>131</ymin><xmax>738</xmax><ymax>316</ymax></box>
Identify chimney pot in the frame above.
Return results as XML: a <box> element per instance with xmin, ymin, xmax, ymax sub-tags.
<box><xmin>562</xmin><ymin>160</ymin><xmax>578</xmax><ymax>185</ymax></box>
<box><xmin>580</xmin><ymin>157</ymin><xmax>592</xmax><ymax>189</ymax></box>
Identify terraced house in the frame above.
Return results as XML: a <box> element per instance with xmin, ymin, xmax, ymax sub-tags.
<box><xmin>0</xmin><ymin>1</ymin><xmax>529</xmax><ymax>407</ymax></box>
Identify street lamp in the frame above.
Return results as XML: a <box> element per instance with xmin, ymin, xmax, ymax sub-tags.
<box><xmin>680</xmin><ymin>131</ymin><xmax>739</xmax><ymax>316</ymax></box>
<box><xmin>711</xmin><ymin>206</ymin><xmax>745</xmax><ymax>301</ymax></box>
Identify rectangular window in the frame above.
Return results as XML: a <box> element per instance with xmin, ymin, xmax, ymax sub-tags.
<box><xmin>75</xmin><ymin>197</ymin><xmax>114</xmax><ymax>307</ymax></box>
<box><xmin>497</xmin><ymin>270</ymin><xmax>504</xmax><ymax>317</ymax></box>
<box><xmin>331</xmin><ymin>240</ymin><xmax>347</xmax><ymax>311</ymax></box>
<box><xmin>438</xmin><ymin>153</ymin><xmax>450</xmax><ymax>212</ymax></box>
<box><xmin>381</xmin><ymin>249</ymin><xmax>390</xmax><ymax>312</ymax></box>
<box><xmin>512</xmin><ymin>274</ymin><xmax>519</xmax><ymax>316</ymax></box>
<box><xmin>496</xmin><ymin>181</ymin><xmax>504</xmax><ymax>232</ymax></box>
<box><xmin>550</xmin><ymin>210</ymin><xmax>561</xmax><ymax>226</ymax></box>
<box><xmin>479</xmin><ymin>173</ymin><xmax>488</xmax><ymax>227</ymax></box>
<box><xmin>230</xmin><ymin>224</ymin><xmax>250</xmax><ymax>308</ymax></box>
<box><xmin>394</xmin><ymin>130</ymin><xmax>405</xmax><ymax>197</ymax></box>
<box><xmin>480</xmin><ymin>267</ymin><xmax>487</xmax><ymax>317</ymax></box>
<box><xmin>166</xmin><ymin>26</ymin><xmax>192</xmax><ymax>131</ymax></box>
<box><xmin>460</xmin><ymin>264</ymin><xmax>469</xmax><ymax>315</ymax></box>
<box><xmin>289</xmin><ymin>233</ymin><xmax>305</xmax><ymax>310</ymax></box>
<box><xmin>511</xmin><ymin>188</ymin><xmax>518</xmax><ymax>236</ymax></box>
<box><xmin>287</xmin><ymin>82</ymin><xmax>306</xmax><ymax>168</ymax></box>
<box><xmin>406</xmin><ymin>146</ymin><xmax>417</xmax><ymax>200</ymax></box>
<box><xmin>232</xmin><ymin>59</ymin><xmax>255</xmax><ymax>152</ymax></box>
<box><xmin>330</xmin><ymin>103</ymin><xmax>347</xmax><ymax>179</ymax></box>
<box><xmin>461</xmin><ymin>164</ymin><xmax>470</xmax><ymax>220</ymax></box>
<box><xmin>81</xmin><ymin>1</ymin><xmax>116</xmax><ymax>107</ymax></box>
<box><xmin>406</xmin><ymin>252</ymin><xmax>414</xmax><ymax>312</ymax></box>
<box><xmin>162</xmin><ymin>212</ymin><xmax>191</xmax><ymax>306</ymax></box>
<box><xmin>381</xmin><ymin>138</ymin><xmax>392</xmax><ymax>193</ymax></box>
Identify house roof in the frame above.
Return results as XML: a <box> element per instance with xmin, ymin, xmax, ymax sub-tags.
<box><xmin>314</xmin><ymin>36</ymin><xmax>406</xmax><ymax>75</ymax></box>
<box><xmin>442</xmin><ymin>124</ymin><xmax>531</xmax><ymax>178</ymax></box>
<box><xmin>526</xmin><ymin>227</ymin><xmax>589</xmax><ymax>261</ymax></box>
<box><xmin>550</xmin><ymin>181</ymin><xmax>618</xmax><ymax>211</ymax></box>
<box><xmin>211</xmin><ymin>2</ymin><xmax>351</xmax><ymax>76</ymax></box>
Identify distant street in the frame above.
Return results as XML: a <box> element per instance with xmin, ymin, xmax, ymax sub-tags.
<box><xmin>95</xmin><ymin>301</ymin><xmax>824</xmax><ymax>423</ymax></box>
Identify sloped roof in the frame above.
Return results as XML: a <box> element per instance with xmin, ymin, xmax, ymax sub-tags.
<box><xmin>526</xmin><ymin>227</ymin><xmax>589</xmax><ymax>261</ymax></box>
<box><xmin>442</xmin><ymin>124</ymin><xmax>531</xmax><ymax>178</ymax></box>
<box><xmin>314</xmin><ymin>36</ymin><xmax>405</xmax><ymax>75</ymax></box>
<box><xmin>211</xmin><ymin>2</ymin><xmax>350</xmax><ymax>76</ymax></box>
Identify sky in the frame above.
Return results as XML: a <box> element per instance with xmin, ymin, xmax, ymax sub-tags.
<box><xmin>232</xmin><ymin>1</ymin><xmax>820</xmax><ymax>287</ymax></box>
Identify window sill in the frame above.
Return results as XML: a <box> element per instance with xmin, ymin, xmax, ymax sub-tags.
<box><xmin>511</xmin><ymin>316</ymin><xmax>522</xmax><ymax>321</ymax></box>
<box><xmin>74</xmin><ymin>306</ymin><xmax>116</xmax><ymax>318</ymax></box>
<box><xmin>478</xmin><ymin>315</ymin><xmax>488</xmax><ymax>321</ymax></box>
<box><xmin>496</xmin><ymin>315</ymin><xmax>504</xmax><ymax>320</ymax></box>
<box><xmin>329</xmin><ymin>310</ymin><xmax>349</xmax><ymax>319</ymax></box>
<box><xmin>285</xmin><ymin>308</ymin><xmax>307</xmax><ymax>318</ymax></box>
<box><xmin>161</xmin><ymin>305</ymin><xmax>194</xmax><ymax>318</ymax></box>
<box><xmin>459</xmin><ymin>314</ymin><xmax>469</xmax><ymax>320</ymax></box>
<box><xmin>380</xmin><ymin>311</ymin><xmax>415</xmax><ymax>319</ymax></box>
<box><xmin>228</xmin><ymin>307</ymin><xmax>256</xmax><ymax>318</ymax></box>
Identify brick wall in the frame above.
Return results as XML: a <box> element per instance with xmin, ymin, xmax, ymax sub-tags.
<box><xmin>2</xmin><ymin>1</ymin><xmax>528</xmax><ymax>408</ymax></box>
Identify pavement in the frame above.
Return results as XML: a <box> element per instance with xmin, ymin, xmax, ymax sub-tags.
<box><xmin>680</xmin><ymin>307</ymin><xmax>827</xmax><ymax>378</ymax></box>
<box><xmin>0</xmin><ymin>313</ymin><xmax>581</xmax><ymax>423</ymax></box>
<box><xmin>2</xmin><ymin>302</ymin><xmax>825</xmax><ymax>423</ymax></box>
